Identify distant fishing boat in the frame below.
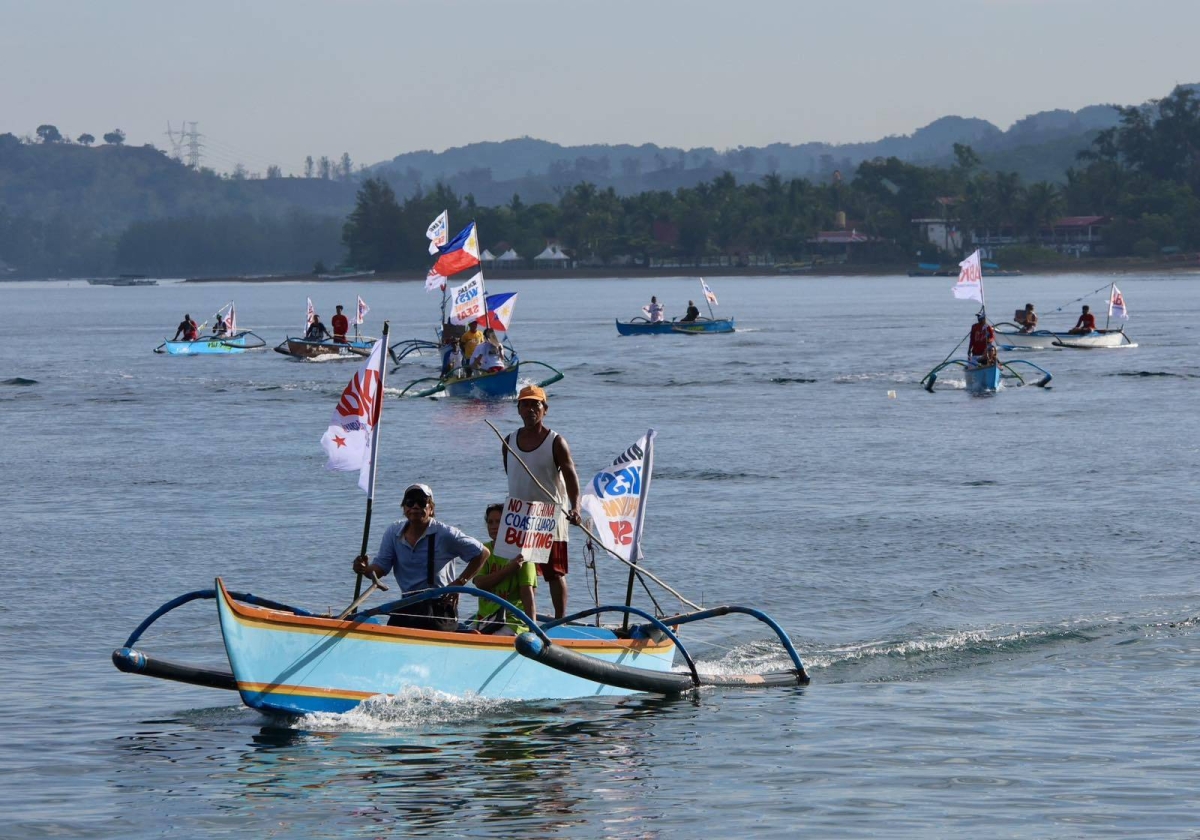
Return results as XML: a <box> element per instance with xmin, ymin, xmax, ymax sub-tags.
<box><xmin>617</xmin><ymin>278</ymin><xmax>735</xmax><ymax>335</ymax></box>
<box><xmin>155</xmin><ymin>301</ymin><xmax>264</xmax><ymax>354</ymax></box>
<box><xmin>88</xmin><ymin>276</ymin><xmax>158</xmax><ymax>287</ymax></box>
<box><xmin>994</xmin><ymin>283</ymin><xmax>1137</xmax><ymax>350</ymax></box>
<box><xmin>276</xmin><ymin>294</ymin><xmax>383</xmax><ymax>360</ymax></box>
<box><xmin>391</xmin><ymin>219</ymin><xmax>563</xmax><ymax>398</ymax></box>
<box><xmin>925</xmin><ymin>251</ymin><xmax>1052</xmax><ymax>394</ymax></box>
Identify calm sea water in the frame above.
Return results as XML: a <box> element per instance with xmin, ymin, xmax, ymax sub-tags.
<box><xmin>2</xmin><ymin>273</ymin><xmax>1199</xmax><ymax>838</ymax></box>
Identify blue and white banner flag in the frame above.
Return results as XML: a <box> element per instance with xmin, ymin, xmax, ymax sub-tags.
<box><xmin>579</xmin><ymin>430</ymin><xmax>656</xmax><ymax>563</ymax></box>
<box><xmin>426</xmin><ymin>210</ymin><xmax>448</xmax><ymax>255</ymax></box>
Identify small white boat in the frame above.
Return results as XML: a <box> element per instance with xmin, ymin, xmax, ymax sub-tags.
<box><xmin>995</xmin><ymin>327</ymin><xmax>1136</xmax><ymax>350</ymax></box>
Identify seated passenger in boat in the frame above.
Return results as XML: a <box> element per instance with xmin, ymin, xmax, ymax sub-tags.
<box><xmin>644</xmin><ymin>296</ymin><xmax>665</xmax><ymax>323</ymax></box>
<box><xmin>680</xmin><ymin>300</ymin><xmax>700</xmax><ymax>323</ymax></box>
<box><xmin>173</xmin><ymin>314</ymin><xmax>199</xmax><ymax>341</ymax></box>
<box><xmin>470</xmin><ymin>329</ymin><xmax>507</xmax><ymax>373</ymax></box>
<box><xmin>1068</xmin><ymin>305</ymin><xmax>1096</xmax><ymax>335</ymax></box>
<box><xmin>470</xmin><ymin>503</ymin><xmax>538</xmax><ymax>635</ymax></box>
<box><xmin>968</xmin><ymin>312</ymin><xmax>997</xmax><ymax>365</ymax></box>
<box><xmin>352</xmin><ymin>483</ymin><xmax>489</xmax><ymax>632</ymax></box>
<box><xmin>213</xmin><ymin>313</ymin><xmax>228</xmax><ymax>337</ymax></box>
<box><xmin>1017</xmin><ymin>303</ymin><xmax>1037</xmax><ymax>333</ymax></box>
<box><xmin>305</xmin><ymin>316</ymin><xmax>331</xmax><ymax>341</ymax></box>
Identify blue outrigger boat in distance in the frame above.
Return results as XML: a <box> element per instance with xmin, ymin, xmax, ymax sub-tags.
<box><xmin>155</xmin><ymin>330</ymin><xmax>266</xmax><ymax>355</ymax></box>
<box><xmin>615</xmin><ymin>316</ymin><xmax>736</xmax><ymax>336</ymax></box>
<box><xmin>922</xmin><ymin>358</ymin><xmax>1052</xmax><ymax>394</ymax></box>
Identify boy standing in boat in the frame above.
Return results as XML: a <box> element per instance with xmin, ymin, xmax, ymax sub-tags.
<box><xmin>644</xmin><ymin>296</ymin><xmax>665</xmax><ymax>323</ymax></box>
<box><xmin>353</xmin><ymin>483</ymin><xmax>489</xmax><ymax>632</ymax></box>
<box><xmin>1018</xmin><ymin>303</ymin><xmax>1037</xmax><ymax>333</ymax></box>
<box><xmin>502</xmin><ymin>385</ymin><xmax>581</xmax><ymax>620</ymax></box>
<box><xmin>331</xmin><ymin>305</ymin><xmax>349</xmax><ymax>343</ymax></box>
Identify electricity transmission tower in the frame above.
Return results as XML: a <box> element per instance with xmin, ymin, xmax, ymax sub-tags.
<box><xmin>165</xmin><ymin>121</ymin><xmax>203</xmax><ymax>169</ymax></box>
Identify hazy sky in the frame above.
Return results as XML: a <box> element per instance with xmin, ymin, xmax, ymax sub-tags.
<box><xmin>2</xmin><ymin>0</ymin><xmax>1197</xmax><ymax>175</ymax></box>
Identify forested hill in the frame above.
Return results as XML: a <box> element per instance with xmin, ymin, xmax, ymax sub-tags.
<box><xmin>366</xmin><ymin>103</ymin><xmax>1126</xmax><ymax>204</ymax></box>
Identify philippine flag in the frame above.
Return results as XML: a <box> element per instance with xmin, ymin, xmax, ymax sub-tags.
<box><xmin>480</xmin><ymin>292</ymin><xmax>518</xmax><ymax>332</ymax></box>
<box><xmin>320</xmin><ymin>339</ymin><xmax>386</xmax><ymax>493</ymax></box>
<box><xmin>431</xmin><ymin>221</ymin><xmax>481</xmax><ymax>278</ymax></box>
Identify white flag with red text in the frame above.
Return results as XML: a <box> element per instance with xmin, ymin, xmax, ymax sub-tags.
<box><xmin>449</xmin><ymin>272</ymin><xmax>487</xmax><ymax>325</ymax></box>
<box><xmin>952</xmin><ymin>250</ymin><xmax>984</xmax><ymax>302</ymax></box>
<box><xmin>320</xmin><ymin>339</ymin><xmax>385</xmax><ymax>492</ymax></box>
<box><xmin>306</xmin><ymin>297</ymin><xmax>316</xmax><ymax>328</ymax></box>
<box><xmin>701</xmin><ymin>279</ymin><xmax>719</xmax><ymax>305</ymax></box>
<box><xmin>1109</xmin><ymin>285</ymin><xmax>1129</xmax><ymax>320</ymax></box>
<box><xmin>425</xmin><ymin>267</ymin><xmax>446</xmax><ymax>292</ymax></box>
<box><xmin>579</xmin><ymin>430</ymin><xmax>656</xmax><ymax>564</ymax></box>
<box><xmin>227</xmin><ymin>301</ymin><xmax>237</xmax><ymax>334</ymax></box>
<box><xmin>356</xmin><ymin>295</ymin><xmax>370</xmax><ymax>326</ymax></box>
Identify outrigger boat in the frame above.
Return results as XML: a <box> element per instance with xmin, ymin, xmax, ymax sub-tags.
<box><xmin>928</xmin><ymin>251</ymin><xmax>1053</xmax><ymax>393</ymax></box>
<box><xmin>155</xmin><ymin>302</ymin><xmax>266</xmax><ymax>355</ymax></box>
<box><xmin>391</xmin><ymin>224</ymin><xmax>563</xmax><ymax>398</ymax></box>
<box><xmin>112</xmin><ymin>350</ymin><xmax>809</xmax><ymax>713</ymax></box>
<box><xmin>156</xmin><ymin>331</ymin><xmax>266</xmax><ymax>355</ymax></box>
<box><xmin>922</xmin><ymin>357</ymin><xmax>1052</xmax><ymax>394</ymax></box>
<box><xmin>994</xmin><ymin>282</ymin><xmax>1136</xmax><ymax>350</ymax></box>
<box><xmin>274</xmin><ymin>336</ymin><xmax>375</xmax><ymax>360</ymax></box>
<box><xmin>275</xmin><ymin>295</ymin><xmax>387</xmax><ymax>360</ymax></box>
<box><xmin>615</xmin><ymin>317</ymin><xmax>736</xmax><ymax>336</ymax></box>
<box><xmin>617</xmin><ymin>278</ymin><xmax>735</xmax><ymax>335</ymax></box>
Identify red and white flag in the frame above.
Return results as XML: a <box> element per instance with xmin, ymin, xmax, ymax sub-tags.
<box><xmin>426</xmin><ymin>210</ymin><xmax>448</xmax><ymax>256</ymax></box>
<box><xmin>356</xmin><ymin>295</ymin><xmax>370</xmax><ymax>326</ymax></box>
<box><xmin>320</xmin><ymin>339</ymin><xmax>386</xmax><ymax>492</ymax></box>
<box><xmin>952</xmin><ymin>250</ymin><xmax>983</xmax><ymax>302</ymax></box>
<box><xmin>306</xmin><ymin>297</ymin><xmax>316</xmax><ymax>328</ymax></box>
<box><xmin>701</xmin><ymin>279</ymin><xmax>719</xmax><ymax>305</ymax></box>
<box><xmin>425</xmin><ymin>267</ymin><xmax>446</xmax><ymax>292</ymax></box>
<box><xmin>1109</xmin><ymin>285</ymin><xmax>1128</xmax><ymax>320</ymax></box>
<box><xmin>227</xmin><ymin>301</ymin><xmax>237</xmax><ymax>334</ymax></box>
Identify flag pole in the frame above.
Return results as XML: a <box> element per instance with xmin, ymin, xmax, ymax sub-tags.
<box><xmin>1105</xmin><ymin>282</ymin><xmax>1113</xmax><ymax>331</ymax></box>
<box><xmin>621</xmin><ymin>429</ymin><xmax>656</xmax><ymax>631</ymax></box>
<box><xmin>353</xmin><ymin>320</ymin><xmax>390</xmax><ymax>600</ymax></box>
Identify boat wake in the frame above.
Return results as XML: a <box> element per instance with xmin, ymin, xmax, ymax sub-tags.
<box><xmin>295</xmin><ymin>687</ymin><xmax>515</xmax><ymax>731</ymax></box>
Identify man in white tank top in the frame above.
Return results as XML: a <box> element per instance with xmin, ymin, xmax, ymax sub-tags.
<box><xmin>502</xmin><ymin>384</ymin><xmax>581</xmax><ymax>620</ymax></box>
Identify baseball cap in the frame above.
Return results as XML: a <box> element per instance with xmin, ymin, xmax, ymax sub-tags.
<box><xmin>517</xmin><ymin>385</ymin><xmax>547</xmax><ymax>403</ymax></box>
<box><xmin>403</xmin><ymin>483</ymin><xmax>434</xmax><ymax>502</ymax></box>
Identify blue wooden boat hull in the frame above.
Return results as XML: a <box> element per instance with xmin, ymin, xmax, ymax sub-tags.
<box><xmin>965</xmin><ymin>363</ymin><xmax>1002</xmax><ymax>394</ymax></box>
<box><xmin>615</xmin><ymin>317</ymin><xmax>735</xmax><ymax>335</ymax></box>
<box><xmin>442</xmin><ymin>365</ymin><xmax>520</xmax><ymax>398</ymax></box>
<box><xmin>156</xmin><ymin>331</ymin><xmax>265</xmax><ymax>355</ymax></box>
<box><xmin>213</xmin><ymin>579</ymin><xmax>677</xmax><ymax>714</ymax></box>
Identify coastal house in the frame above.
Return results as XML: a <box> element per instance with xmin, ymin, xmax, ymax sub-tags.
<box><xmin>1040</xmin><ymin>216</ymin><xmax>1109</xmax><ymax>255</ymax></box>
<box><xmin>808</xmin><ymin>229</ymin><xmax>887</xmax><ymax>262</ymax></box>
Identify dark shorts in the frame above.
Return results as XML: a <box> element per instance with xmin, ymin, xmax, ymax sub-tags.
<box><xmin>535</xmin><ymin>541</ymin><xmax>569</xmax><ymax>578</ymax></box>
<box><xmin>387</xmin><ymin>596</ymin><xmax>458</xmax><ymax>632</ymax></box>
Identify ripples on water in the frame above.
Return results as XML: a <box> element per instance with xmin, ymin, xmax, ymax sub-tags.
<box><xmin>2</xmin><ymin>275</ymin><xmax>1199</xmax><ymax>837</ymax></box>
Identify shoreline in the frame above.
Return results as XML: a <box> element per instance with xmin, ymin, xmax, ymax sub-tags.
<box><xmin>183</xmin><ymin>256</ymin><xmax>1200</xmax><ymax>283</ymax></box>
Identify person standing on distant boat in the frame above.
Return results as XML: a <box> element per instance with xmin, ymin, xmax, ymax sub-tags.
<box><xmin>1018</xmin><ymin>303</ymin><xmax>1037</xmax><ymax>333</ymax></box>
<box><xmin>173</xmin><ymin>314</ymin><xmax>199</xmax><ymax>341</ymax></box>
<box><xmin>352</xmin><ymin>483</ymin><xmax>489</xmax><ymax>632</ymax></box>
<box><xmin>503</xmin><ymin>384</ymin><xmax>581</xmax><ymax>620</ymax></box>
<box><xmin>645</xmin><ymin>296</ymin><xmax>665</xmax><ymax>323</ymax></box>
<box><xmin>681</xmin><ymin>300</ymin><xmax>700</xmax><ymax>322</ymax></box>
<box><xmin>213</xmin><ymin>312</ymin><xmax>229</xmax><ymax>337</ymax></box>
<box><xmin>331</xmin><ymin>305</ymin><xmax>349</xmax><ymax>343</ymax></box>
<box><xmin>1068</xmin><ymin>305</ymin><xmax>1097</xmax><ymax>335</ymax></box>
<box><xmin>459</xmin><ymin>320</ymin><xmax>485</xmax><ymax>376</ymax></box>
<box><xmin>968</xmin><ymin>312</ymin><xmax>997</xmax><ymax>365</ymax></box>
<box><xmin>305</xmin><ymin>314</ymin><xmax>331</xmax><ymax>341</ymax></box>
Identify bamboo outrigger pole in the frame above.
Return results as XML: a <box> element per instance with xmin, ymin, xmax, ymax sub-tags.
<box><xmin>352</xmin><ymin>320</ymin><xmax>390</xmax><ymax>600</ymax></box>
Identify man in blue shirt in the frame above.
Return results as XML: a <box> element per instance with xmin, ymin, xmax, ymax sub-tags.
<box><xmin>353</xmin><ymin>483</ymin><xmax>489</xmax><ymax>631</ymax></box>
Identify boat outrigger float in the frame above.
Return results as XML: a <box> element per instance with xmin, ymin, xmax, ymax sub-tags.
<box><xmin>922</xmin><ymin>358</ymin><xmax>1052</xmax><ymax>394</ymax></box>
